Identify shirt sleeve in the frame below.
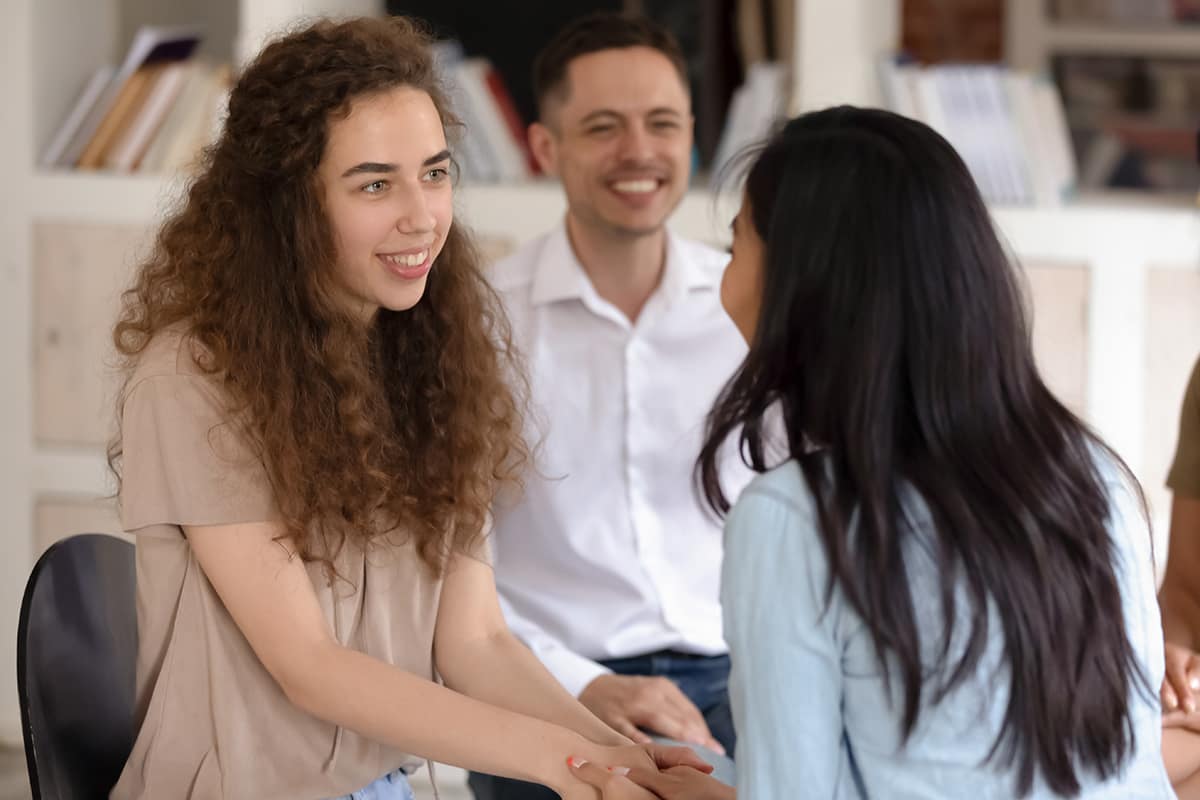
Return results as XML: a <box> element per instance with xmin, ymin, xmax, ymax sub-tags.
<box><xmin>119</xmin><ymin>372</ymin><xmax>280</xmax><ymax>532</ymax></box>
<box><xmin>721</xmin><ymin>483</ymin><xmax>848</xmax><ymax>799</ymax></box>
<box><xmin>496</xmin><ymin>592</ymin><xmax>612</xmax><ymax>697</ymax></box>
<box><xmin>1168</xmin><ymin>356</ymin><xmax>1200</xmax><ymax>498</ymax></box>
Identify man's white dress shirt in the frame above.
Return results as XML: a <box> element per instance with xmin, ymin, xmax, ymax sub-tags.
<box><xmin>488</xmin><ymin>222</ymin><xmax>751</xmax><ymax>697</ymax></box>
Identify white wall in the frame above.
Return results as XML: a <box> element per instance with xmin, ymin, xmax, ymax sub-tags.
<box><xmin>1</xmin><ymin>0</ymin><xmax>35</xmax><ymax>746</ymax></box>
<box><xmin>792</xmin><ymin>0</ymin><xmax>901</xmax><ymax>112</ymax></box>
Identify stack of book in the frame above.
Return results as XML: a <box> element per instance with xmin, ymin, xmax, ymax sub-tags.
<box><xmin>878</xmin><ymin>58</ymin><xmax>1077</xmax><ymax>206</ymax></box>
<box><xmin>42</xmin><ymin>25</ymin><xmax>232</xmax><ymax>174</ymax></box>
<box><xmin>433</xmin><ymin>40</ymin><xmax>539</xmax><ymax>183</ymax></box>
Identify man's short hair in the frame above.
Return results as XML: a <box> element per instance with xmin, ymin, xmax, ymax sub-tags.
<box><xmin>532</xmin><ymin>12</ymin><xmax>689</xmax><ymax>121</ymax></box>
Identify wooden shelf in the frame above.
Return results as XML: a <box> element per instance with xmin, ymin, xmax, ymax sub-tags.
<box><xmin>1044</xmin><ymin>23</ymin><xmax>1200</xmax><ymax>57</ymax></box>
<box><xmin>30</xmin><ymin>171</ymin><xmax>187</xmax><ymax>223</ymax></box>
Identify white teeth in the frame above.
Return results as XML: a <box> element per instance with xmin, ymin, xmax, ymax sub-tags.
<box><xmin>612</xmin><ymin>179</ymin><xmax>657</xmax><ymax>194</ymax></box>
<box><xmin>384</xmin><ymin>250</ymin><xmax>428</xmax><ymax>267</ymax></box>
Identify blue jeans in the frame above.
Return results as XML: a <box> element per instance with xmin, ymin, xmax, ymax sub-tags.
<box><xmin>332</xmin><ymin>769</ymin><xmax>413</xmax><ymax>800</ymax></box>
<box><xmin>468</xmin><ymin>651</ymin><xmax>735</xmax><ymax>800</ymax></box>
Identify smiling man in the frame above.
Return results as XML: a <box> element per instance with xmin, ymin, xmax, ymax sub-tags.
<box><xmin>473</xmin><ymin>13</ymin><xmax>749</xmax><ymax>800</ymax></box>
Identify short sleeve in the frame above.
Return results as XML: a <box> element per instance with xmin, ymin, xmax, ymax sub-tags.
<box><xmin>1168</xmin><ymin>356</ymin><xmax>1200</xmax><ymax>498</ymax></box>
<box><xmin>120</xmin><ymin>373</ymin><xmax>280</xmax><ymax>531</ymax></box>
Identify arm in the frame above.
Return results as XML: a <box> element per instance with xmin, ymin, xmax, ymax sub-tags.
<box><xmin>497</xmin><ymin>564</ymin><xmax>723</xmax><ymax>751</ymax></box>
<box><xmin>434</xmin><ymin>551</ymin><xmax>627</xmax><ymax>747</ymax></box>
<box><xmin>1160</xmin><ymin>494</ymin><xmax>1200</xmax><ymax>650</ymax></box>
<box><xmin>498</xmin><ymin>591</ymin><xmax>613</xmax><ymax>699</ymax></box>
<box><xmin>185</xmin><ymin>521</ymin><xmax>644</xmax><ymax>796</ymax></box>
<box><xmin>722</xmin><ymin>486</ymin><xmax>845</xmax><ymax>798</ymax></box>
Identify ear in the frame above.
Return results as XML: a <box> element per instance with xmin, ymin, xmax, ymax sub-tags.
<box><xmin>527</xmin><ymin>121</ymin><xmax>559</xmax><ymax>177</ymax></box>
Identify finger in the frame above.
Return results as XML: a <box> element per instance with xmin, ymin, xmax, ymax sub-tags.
<box><xmin>613</xmin><ymin>718</ymin><xmax>654</xmax><ymax>745</ymax></box>
<box><xmin>1168</xmin><ymin>662</ymin><xmax>1196</xmax><ymax>712</ymax></box>
<box><xmin>657</xmin><ymin>687</ymin><xmax>724</xmax><ymax>755</ymax></box>
<box><xmin>639</xmin><ymin>708</ymin><xmax>696</xmax><ymax>744</ymax></box>
<box><xmin>644</xmin><ymin>743</ymin><xmax>715</xmax><ymax>773</ymax></box>
<box><xmin>618</xmin><ymin>766</ymin><xmax>675</xmax><ymax>795</ymax></box>
<box><xmin>631</xmin><ymin>692</ymin><xmax>715</xmax><ymax>750</ymax></box>
<box><xmin>569</xmin><ymin>758</ymin><xmax>615</xmax><ymax>790</ymax></box>
<box><xmin>1164</xmin><ymin>673</ymin><xmax>1180</xmax><ymax>711</ymax></box>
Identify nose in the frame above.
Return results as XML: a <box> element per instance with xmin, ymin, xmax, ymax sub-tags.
<box><xmin>616</xmin><ymin>121</ymin><xmax>655</xmax><ymax>163</ymax></box>
<box><xmin>394</xmin><ymin>183</ymin><xmax>436</xmax><ymax>234</ymax></box>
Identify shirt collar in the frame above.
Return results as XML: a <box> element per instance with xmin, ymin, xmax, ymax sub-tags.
<box><xmin>529</xmin><ymin>219</ymin><xmax>718</xmax><ymax>309</ymax></box>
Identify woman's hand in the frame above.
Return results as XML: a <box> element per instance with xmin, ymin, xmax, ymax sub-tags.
<box><xmin>1164</xmin><ymin>641</ymin><xmax>1200</xmax><ymax>716</ymax></box>
<box><xmin>566</xmin><ymin>758</ymin><xmax>660</xmax><ymax>800</ymax></box>
<box><xmin>570</xmin><ymin>759</ymin><xmax>737</xmax><ymax>800</ymax></box>
<box><xmin>641</xmin><ymin>742</ymin><xmax>715</xmax><ymax>774</ymax></box>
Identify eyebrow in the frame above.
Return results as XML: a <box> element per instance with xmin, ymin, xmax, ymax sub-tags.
<box><xmin>578</xmin><ymin>107</ymin><xmax>684</xmax><ymax>125</ymax></box>
<box><xmin>340</xmin><ymin>149</ymin><xmax>452</xmax><ymax>178</ymax></box>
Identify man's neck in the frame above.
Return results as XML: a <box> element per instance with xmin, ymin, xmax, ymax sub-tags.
<box><xmin>565</xmin><ymin>213</ymin><xmax>667</xmax><ymax>324</ymax></box>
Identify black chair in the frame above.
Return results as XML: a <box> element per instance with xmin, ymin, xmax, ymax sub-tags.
<box><xmin>17</xmin><ymin>533</ymin><xmax>137</xmax><ymax>800</ymax></box>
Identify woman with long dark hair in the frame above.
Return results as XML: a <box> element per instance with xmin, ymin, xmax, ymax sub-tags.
<box><xmin>569</xmin><ymin>106</ymin><xmax>1173</xmax><ymax>797</ymax></box>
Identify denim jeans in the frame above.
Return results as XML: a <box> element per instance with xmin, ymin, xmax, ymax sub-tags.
<box><xmin>468</xmin><ymin>651</ymin><xmax>735</xmax><ymax>800</ymax></box>
<box><xmin>332</xmin><ymin>768</ymin><xmax>414</xmax><ymax>800</ymax></box>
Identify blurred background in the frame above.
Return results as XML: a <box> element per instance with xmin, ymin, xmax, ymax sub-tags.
<box><xmin>2</xmin><ymin>0</ymin><xmax>1199</xmax><ymax>796</ymax></box>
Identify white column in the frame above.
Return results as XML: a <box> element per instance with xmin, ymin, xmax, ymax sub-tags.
<box><xmin>791</xmin><ymin>0</ymin><xmax>901</xmax><ymax>113</ymax></box>
<box><xmin>237</xmin><ymin>0</ymin><xmax>385</xmax><ymax>63</ymax></box>
<box><xmin>0</xmin><ymin>0</ymin><xmax>36</xmax><ymax>746</ymax></box>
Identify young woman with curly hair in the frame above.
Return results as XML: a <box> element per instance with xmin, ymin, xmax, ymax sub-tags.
<box><xmin>106</xmin><ymin>16</ymin><xmax>702</xmax><ymax>800</ymax></box>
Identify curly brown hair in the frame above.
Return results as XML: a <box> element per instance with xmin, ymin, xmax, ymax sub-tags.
<box><xmin>110</xmin><ymin>15</ymin><xmax>527</xmax><ymax>575</ymax></box>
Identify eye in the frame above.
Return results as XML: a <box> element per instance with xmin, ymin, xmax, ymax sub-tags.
<box><xmin>586</xmin><ymin>125</ymin><xmax>616</xmax><ymax>136</ymax></box>
<box><xmin>362</xmin><ymin>179</ymin><xmax>388</xmax><ymax>194</ymax></box>
<box><xmin>425</xmin><ymin>167</ymin><xmax>450</xmax><ymax>182</ymax></box>
<box><xmin>651</xmin><ymin>119</ymin><xmax>679</xmax><ymax>131</ymax></box>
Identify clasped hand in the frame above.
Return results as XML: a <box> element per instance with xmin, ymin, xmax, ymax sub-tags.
<box><xmin>1163</xmin><ymin>641</ymin><xmax>1200</xmax><ymax>732</ymax></box>
<box><xmin>561</xmin><ymin>743</ymin><xmax>735</xmax><ymax>800</ymax></box>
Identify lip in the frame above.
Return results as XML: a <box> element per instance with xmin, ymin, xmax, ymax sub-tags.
<box><xmin>606</xmin><ymin>176</ymin><xmax>666</xmax><ymax>208</ymax></box>
<box><xmin>378</xmin><ymin>248</ymin><xmax>432</xmax><ymax>281</ymax></box>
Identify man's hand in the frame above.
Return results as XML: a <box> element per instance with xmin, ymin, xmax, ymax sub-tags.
<box><xmin>579</xmin><ymin>674</ymin><xmax>726</xmax><ymax>755</ymax></box>
<box><xmin>1164</xmin><ymin>641</ymin><xmax>1200</xmax><ymax>716</ymax></box>
<box><xmin>642</xmin><ymin>742</ymin><xmax>715</xmax><ymax>773</ymax></box>
<box><xmin>570</xmin><ymin>760</ymin><xmax>737</xmax><ymax>800</ymax></box>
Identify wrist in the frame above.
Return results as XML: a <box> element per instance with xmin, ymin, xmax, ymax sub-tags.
<box><xmin>534</xmin><ymin>730</ymin><xmax>594</xmax><ymax>795</ymax></box>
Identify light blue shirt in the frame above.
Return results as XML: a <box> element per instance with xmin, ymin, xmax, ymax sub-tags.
<box><xmin>721</xmin><ymin>459</ymin><xmax>1173</xmax><ymax>799</ymax></box>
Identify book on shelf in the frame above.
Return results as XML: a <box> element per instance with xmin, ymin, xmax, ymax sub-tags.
<box><xmin>40</xmin><ymin>66</ymin><xmax>114</xmax><ymax>167</ymax></box>
<box><xmin>878</xmin><ymin>57</ymin><xmax>1077</xmax><ymax>206</ymax></box>
<box><xmin>432</xmin><ymin>39</ymin><xmax>536</xmax><ymax>184</ymax></box>
<box><xmin>137</xmin><ymin>61</ymin><xmax>231</xmax><ymax>175</ymax></box>
<box><xmin>454</xmin><ymin>58</ymin><xmax>534</xmax><ymax>182</ymax></box>
<box><xmin>103</xmin><ymin>61</ymin><xmax>193</xmax><ymax>172</ymax></box>
<box><xmin>1053</xmin><ymin>54</ymin><xmax>1199</xmax><ymax>192</ymax></box>
<box><xmin>57</xmin><ymin>25</ymin><xmax>202</xmax><ymax>170</ymax></box>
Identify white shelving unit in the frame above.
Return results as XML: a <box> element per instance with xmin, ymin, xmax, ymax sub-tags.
<box><xmin>7</xmin><ymin>4</ymin><xmax>1198</xmax><ymax>796</ymax></box>
<box><xmin>1007</xmin><ymin>0</ymin><xmax>1200</xmax><ymax>69</ymax></box>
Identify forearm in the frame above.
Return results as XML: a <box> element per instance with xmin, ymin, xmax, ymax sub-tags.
<box><xmin>1162</xmin><ymin>494</ymin><xmax>1200</xmax><ymax>650</ymax></box>
<box><xmin>439</xmin><ymin>630</ymin><xmax>628</xmax><ymax>747</ymax></box>
<box><xmin>1162</xmin><ymin>586</ymin><xmax>1200</xmax><ymax>651</ymax></box>
<box><xmin>288</xmin><ymin>641</ymin><xmax>595</xmax><ymax>793</ymax></box>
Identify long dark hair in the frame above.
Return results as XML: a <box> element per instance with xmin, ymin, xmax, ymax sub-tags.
<box><xmin>698</xmin><ymin>106</ymin><xmax>1149</xmax><ymax>796</ymax></box>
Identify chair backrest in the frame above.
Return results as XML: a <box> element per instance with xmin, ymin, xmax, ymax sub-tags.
<box><xmin>17</xmin><ymin>533</ymin><xmax>137</xmax><ymax>800</ymax></box>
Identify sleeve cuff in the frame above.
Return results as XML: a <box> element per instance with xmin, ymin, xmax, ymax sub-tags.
<box><xmin>535</xmin><ymin>647</ymin><xmax>613</xmax><ymax>698</ymax></box>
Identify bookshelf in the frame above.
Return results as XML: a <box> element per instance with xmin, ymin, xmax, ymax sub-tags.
<box><xmin>1008</xmin><ymin>0</ymin><xmax>1200</xmax><ymax>67</ymax></box>
<box><xmin>1006</xmin><ymin>0</ymin><xmax>1200</xmax><ymax>194</ymax></box>
<box><xmin>2</xmin><ymin>0</ymin><xmax>1197</xmax><ymax>781</ymax></box>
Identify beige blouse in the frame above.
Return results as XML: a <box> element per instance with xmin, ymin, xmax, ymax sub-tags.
<box><xmin>111</xmin><ymin>331</ymin><xmax>444</xmax><ymax>800</ymax></box>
